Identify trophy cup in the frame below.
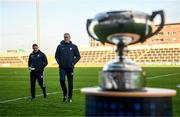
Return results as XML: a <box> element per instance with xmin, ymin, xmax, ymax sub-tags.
<box><xmin>82</xmin><ymin>10</ymin><xmax>176</xmax><ymax>116</ymax></box>
<box><xmin>86</xmin><ymin>10</ymin><xmax>165</xmax><ymax>91</ymax></box>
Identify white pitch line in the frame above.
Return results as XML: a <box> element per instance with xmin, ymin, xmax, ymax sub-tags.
<box><xmin>0</xmin><ymin>72</ymin><xmax>180</xmax><ymax>104</ymax></box>
<box><xmin>0</xmin><ymin>88</ymin><xmax>80</xmax><ymax>104</ymax></box>
<box><xmin>147</xmin><ymin>72</ymin><xmax>180</xmax><ymax>79</ymax></box>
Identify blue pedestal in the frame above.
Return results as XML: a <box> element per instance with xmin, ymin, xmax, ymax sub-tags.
<box><xmin>81</xmin><ymin>87</ymin><xmax>176</xmax><ymax>116</ymax></box>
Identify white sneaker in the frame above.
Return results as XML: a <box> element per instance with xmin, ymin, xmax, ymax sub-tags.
<box><xmin>68</xmin><ymin>99</ymin><xmax>72</xmax><ymax>103</ymax></box>
<box><xmin>177</xmin><ymin>84</ymin><xmax>180</xmax><ymax>88</ymax></box>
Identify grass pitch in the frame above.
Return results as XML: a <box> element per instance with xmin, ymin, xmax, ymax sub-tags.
<box><xmin>0</xmin><ymin>67</ymin><xmax>180</xmax><ymax>116</ymax></box>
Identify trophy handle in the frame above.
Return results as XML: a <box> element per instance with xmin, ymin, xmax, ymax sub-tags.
<box><xmin>86</xmin><ymin>19</ymin><xmax>100</xmax><ymax>41</ymax></box>
<box><xmin>142</xmin><ymin>10</ymin><xmax>165</xmax><ymax>42</ymax></box>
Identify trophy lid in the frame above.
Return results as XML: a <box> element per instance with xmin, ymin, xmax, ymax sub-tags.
<box><xmin>87</xmin><ymin>10</ymin><xmax>164</xmax><ymax>45</ymax></box>
<box><xmin>94</xmin><ymin>11</ymin><xmax>148</xmax><ymax>23</ymax></box>
<box><xmin>88</xmin><ymin>10</ymin><xmax>152</xmax><ymax>45</ymax></box>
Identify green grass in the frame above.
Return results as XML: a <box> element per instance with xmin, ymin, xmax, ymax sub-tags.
<box><xmin>0</xmin><ymin>67</ymin><xmax>180</xmax><ymax>116</ymax></box>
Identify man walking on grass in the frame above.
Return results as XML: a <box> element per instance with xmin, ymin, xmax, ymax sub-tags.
<box><xmin>28</xmin><ymin>44</ymin><xmax>48</xmax><ymax>100</ymax></box>
<box><xmin>55</xmin><ymin>33</ymin><xmax>80</xmax><ymax>103</ymax></box>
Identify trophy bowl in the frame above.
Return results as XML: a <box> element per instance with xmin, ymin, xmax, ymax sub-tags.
<box><xmin>87</xmin><ymin>10</ymin><xmax>164</xmax><ymax>91</ymax></box>
<box><xmin>87</xmin><ymin>10</ymin><xmax>164</xmax><ymax>45</ymax></box>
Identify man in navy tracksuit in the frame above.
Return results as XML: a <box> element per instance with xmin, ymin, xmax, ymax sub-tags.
<box><xmin>55</xmin><ymin>33</ymin><xmax>80</xmax><ymax>103</ymax></box>
<box><xmin>28</xmin><ymin>44</ymin><xmax>48</xmax><ymax>100</ymax></box>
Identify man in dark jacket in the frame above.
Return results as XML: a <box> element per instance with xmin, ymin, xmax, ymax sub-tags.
<box><xmin>55</xmin><ymin>33</ymin><xmax>80</xmax><ymax>103</ymax></box>
<box><xmin>28</xmin><ymin>44</ymin><xmax>48</xmax><ymax>100</ymax></box>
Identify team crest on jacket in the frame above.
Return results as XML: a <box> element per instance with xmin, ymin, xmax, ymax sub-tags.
<box><xmin>70</xmin><ymin>48</ymin><xmax>72</xmax><ymax>51</ymax></box>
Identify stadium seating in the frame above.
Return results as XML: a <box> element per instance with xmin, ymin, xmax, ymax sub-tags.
<box><xmin>0</xmin><ymin>45</ymin><xmax>179</xmax><ymax>67</ymax></box>
<box><xmin>0</xmin><ymin>56</ymin><xmax>23</xmax><ymax>65</ymax></box>
<box><xmin>128</xmin><ymin>47</ymin><xmax>180</xmax><ymax>64</ymax></box>
<box><xmin>79</xmin><ymin>50</ymin><xmax>115</xmax><ymax>64</ymax></box>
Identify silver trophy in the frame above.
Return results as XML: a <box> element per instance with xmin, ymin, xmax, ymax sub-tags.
<box><xmin>87</xmin><ymin>10</ymin><xmax>164</xmax><ymax>91</ymax></box>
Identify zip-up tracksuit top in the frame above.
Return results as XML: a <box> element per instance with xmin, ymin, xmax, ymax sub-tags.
<box><xmin>28</xmin><ymin>50</ymin><xmax>48</xmax><ymax>72</ymax></box>
<box><xmin>55</xmin><ymin>40</ymin><xmax>81</xmax><ymax>68</ymax></box>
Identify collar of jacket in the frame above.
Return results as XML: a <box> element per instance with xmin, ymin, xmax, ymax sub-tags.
<box><xmin>61</xmin><ymin>40</ymin><xmax>72</xmax><ymax>45</ymax></box>
<box><xmin>33</xmin><ymin>50</ymin><xmax>40</xmax><ymax>54</ymax></box>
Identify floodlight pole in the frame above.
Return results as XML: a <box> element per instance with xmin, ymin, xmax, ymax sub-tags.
<box><xmin>36</xmin><ymin>0</ymin><xmax>40</xmax><ymax>47</ymax></box>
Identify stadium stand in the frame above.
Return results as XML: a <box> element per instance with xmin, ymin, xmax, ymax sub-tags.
<box><xmin>127</xmin><ymin>44</ymin><xmax>180</xmax><ymax>64</ymax></box>
<box><xmin>0</xmin><ymin>53</ymin><xmax>25</xmax><ymax>67</ymax></box>
<box><xmin>0</xmin><ymin>44</ymin><xmax>179</xmax><ymax>67</ymax></box>
<box><xmin>0</xmin><ymin>23</ymin><xmax>180</xmax><ymax>67</ymax></box>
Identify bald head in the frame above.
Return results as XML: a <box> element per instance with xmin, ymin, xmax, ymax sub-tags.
<box><xmin>64</xmin><ymin>33</ymin><xmax>71</xmax><ymax>43</ymax></box>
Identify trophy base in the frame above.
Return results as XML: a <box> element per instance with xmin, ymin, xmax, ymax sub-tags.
<box><xmin>101</xmin><ymin>87</ymin><xmax>146</xmax><ymax>92</ymax></box>
<box><xmin>81</xmin><ymin>87</ymin><xmax>176</xmax><ymax>116</ymax></box>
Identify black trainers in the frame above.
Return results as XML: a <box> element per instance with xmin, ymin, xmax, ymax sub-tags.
<box><xmin>30</xmin><ymin>97</ymin><xmax>35</xmax><ymax>101</ymax></box>
<box><xmin>68</xmin><ymin>98</ymin><xmax>72</xmax><ymax>103</ymax></box>
<box><xmin>63</xmin><ymin>96</ymin><xmax>67</xmax><ymax>102</ymax></box>
<box><xmin>44</xmin><ymin>94</ymin><xmax>47</xmax><ymax>98</ymax></box>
